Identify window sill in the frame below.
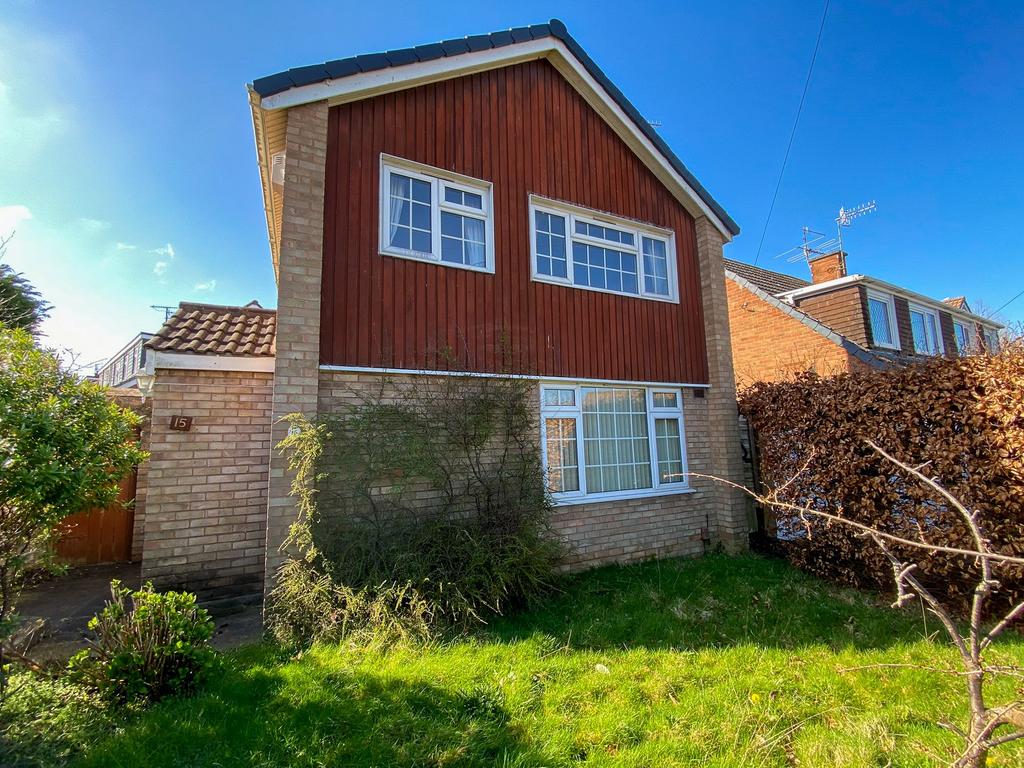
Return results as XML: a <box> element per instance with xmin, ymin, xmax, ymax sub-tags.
<box><xmin>379</xmin><ymin>248</ymin><xmax>495</xmax><ymax>275</ymax></box>
<box><xmin>551</xmin><ymin>486</ymin><xmax>697</xmax><ymax>507</ymax></box>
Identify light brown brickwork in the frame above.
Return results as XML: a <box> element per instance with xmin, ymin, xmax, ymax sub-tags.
<box><xmin>142</xmin><ymin>369</ymin><xmax>273</xmax><ymax>599</ymax></box>
<box><xmin>318</xmin><ymin>369</ymin><xmax>735</xmax><ymax>567</ymax></box>
<box><xmin>264</xmin><ymin>100</ymin><xmax>329</xmax><ymax>594</ymax></box>
<box><xmin>692</xmin><ymin>216</ymin><xmax>750</xmax><ymax>552</ymax></box>
<box><xmin>726</xmin><ymin>278</ymin><xmax>860</xmax><ymax>386</ymax></box>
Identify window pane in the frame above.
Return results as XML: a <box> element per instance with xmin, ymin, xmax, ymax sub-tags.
<box><xmin>572</xmin><ymin>244</ymin><xmax>638</xmax><ymax>295</ymax></box>
<box><xmin>439</xmin><ymin>211</ymin><xmax>486</xmax><ymax>267</ymax></box>
<box><xmin>545</xmin><ymin>418</ymin><xmax>579</xmax><ymax>493</ymax></box>
<box><xmin>581</xmin><ymin>387</ymin><xmax>652</xmax><ymax>493</ymax></box>
<box><xmin>954</xmin><ymin>323</ymin><xmax>968</xmax><ymax>352</ymax></box>
<box><xmin>653</xmin><ymin>392</ymin><xmax>678</xmax><ymax>409</ymax></box>
<box><xmin>535</xmin><ymin>210</ymin><xmax>568</xmax><ymax>278</ymax></box>
<box><xmin>642</xmin><ymin>237</ymin><xmax>670</xmax><ymax>296</ymax></box>
<box><xmin>444</xmin><ymin>187</ymin><xmax>462</xmax><ymax>205</ymax></box>
<box><xmin>655</xmin><ymin>418</ymin><xmax>684</xmax><ymax>484</ymax></box>
<box><xmin>388</xmin><ymin>172</ymin><xmax>431</xmax><ymax>254</ymax></box>
<box><xmin>868</xmin><ymin>297</ymin><xmax>893</xmax><ymax>346</ymax></box>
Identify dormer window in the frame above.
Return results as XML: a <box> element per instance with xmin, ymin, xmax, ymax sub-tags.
<box><xmin>953</xmin><ymin>320</ymin><xmax>975</xmax><ymax>353</ymax></box>
<box><xmin>866</xmin><ymin>290</ymin><xmax>898</xmax><ymax>349</ymax></box>
<box><xmin>909</xmin><ymin>303</ymin><xmax>943</xmax><ymax>355</ymax></box>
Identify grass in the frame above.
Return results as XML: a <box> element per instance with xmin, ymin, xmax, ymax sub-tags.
<box><xmin>7</xmin><ymin>553</ymin><xmax>1024</xmax><ymax>767</ymax></box>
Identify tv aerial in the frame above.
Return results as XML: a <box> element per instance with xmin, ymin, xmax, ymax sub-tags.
<box><xmin>773</xmin><ymin>201</ymin><xmax>878</xmax><ymax>273</ymax></box>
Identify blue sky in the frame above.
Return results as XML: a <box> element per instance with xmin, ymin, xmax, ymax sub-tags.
<box><xmin>2</xmin><ymin>1</ymin><xmax>1022</xmax><ymax>367</ymax></box>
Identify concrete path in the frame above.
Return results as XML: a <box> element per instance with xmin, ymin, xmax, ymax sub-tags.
<box><xmin>16</xmin><ymin>563</ymin><xmax>264</xmax><ymax>662</ymax></box>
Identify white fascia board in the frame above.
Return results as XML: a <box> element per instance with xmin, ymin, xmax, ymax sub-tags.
<box><xmin>779</xmin><ymin>274</ymin><xmax>1004</xmax><ymax>329</ymax></box>
<box><xmin>256</xmin><ymin>39</ymin><xmax>734</xmax><ymax>242</ymax></box>
<box><xmin>152</xmin><ymin>352</ymin><xmax>276</xmax><ymax>373</ymax></box>
<box><xmin>260</xmin><ymin>38</ymin><xmax>555</xmax><ymax>110</ymax></box>
<box><xmin>319</xmin><ymin>363</ymin><xmax>711</xmax><ymax>389</ymax></box>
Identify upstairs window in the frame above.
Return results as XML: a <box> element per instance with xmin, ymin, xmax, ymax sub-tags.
<box><xmin>866</xmin><ymin>290</ymin><xmax>898</xmax><ymax>349</ymax></box>
<box><xmin>530</xmin><ymin>197</ymin><xmax>678</xmax><ymax>302</ymax></box>
<box><xmin>909</xmin><ymin>303</ymin><xmax>943</xmax><ymax>355</ymax></box>
<box><xmin>953</xmin><ymin>320</ymin><xmax>975</xmax><ymax>354</ymax></box>
<box><xmin>380</xmin><ymin>155</ymin><xmax>494</xmax><ymax>273</ymax></box>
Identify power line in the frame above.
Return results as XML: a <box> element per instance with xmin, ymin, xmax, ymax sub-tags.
<box><xmin>995</xmin><ymin>287</ymin><xmax>1024</xmax><ymax>314</ymax></box>
<box><xmin>752</xmin><ymin>0</ymin><xmax>831</xmax><ymax>265</ymax></box>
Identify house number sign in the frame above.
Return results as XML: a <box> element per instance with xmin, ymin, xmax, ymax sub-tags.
<box><xmin>169</xmin><ymin>415</ymin><xmax>193</xmax><ymax>432</ymax></box>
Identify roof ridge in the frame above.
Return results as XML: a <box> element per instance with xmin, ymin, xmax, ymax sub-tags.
<box><xmin>249</xmin><ymin>18</ymin><xmax>739</xmax><ymax>237</ymax></box>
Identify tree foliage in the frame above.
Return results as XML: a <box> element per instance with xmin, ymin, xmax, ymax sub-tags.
<box><xmin>739</xmin><ymin>341</ymin><xmax>1024</xmax><ymax>614</ymax></box>
<box><xmin>0</xmin><ymin>235</ymin><xmax>50</xmax><ymax>336</ymax></box>
<box><xmin>0</xmin><ymin>328</ymin><xmax>146</xmax><ymax>623</ymax></box>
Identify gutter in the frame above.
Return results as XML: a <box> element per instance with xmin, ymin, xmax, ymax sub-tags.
<box><xmin>777</xmin><ymin>274</ymin><xmax>1004</xmax><ymax>329</ymax></box>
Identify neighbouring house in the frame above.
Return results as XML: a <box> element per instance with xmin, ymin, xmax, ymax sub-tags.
<box><xmin>724</xmin><ymin>250</ymin><xmax>1004</xmax><ymax>386</ymax></box>
<box><xmin>82</xmin><ymin>20</ymin><xmax>751</xmax><ymax>604</ymax></box>
<box><xmin>96</xmin><ymin>332</ymin><xmax>154</xmax><ymax>388</ymax></box>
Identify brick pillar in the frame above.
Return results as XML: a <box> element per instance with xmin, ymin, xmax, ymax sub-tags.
<box><xmin>264</xmin><ymin>100</ymin><xmax>329</xmax><ymax>595</ymax></box>
<box><xmin>695</xmin><ymin>215</ymin><xmax>750</xmax><ymax>552</ymax></box>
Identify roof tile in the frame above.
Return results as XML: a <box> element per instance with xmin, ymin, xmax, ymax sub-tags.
<box><xmin>146</xmin><ymin>302</ymin><xmax>277</xmax><ymax>358</ymax></box>
<box><xmin>724</xmin><ymin>259</ymin><xmax>810</xmax><ymax>296</ymax></box>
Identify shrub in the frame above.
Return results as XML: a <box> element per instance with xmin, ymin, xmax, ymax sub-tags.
<box><xmin>0</xmin><ymin>326</ymin><xmax>145</xmax><ymax>626</ymax></box>
<box><xmin>68</xmin><ymin>580</ymin><xmax>217</xmax><ymax>705</ymax></box>
<box><xmin>269</xmin><ymin>373</ymin><xmax>562</xmax><ymax>646</ymax></box>
<box><xmin>267</xmin><ymin>560</ymin><xmax>433</xmax><ymax>648</ymax></box>
<box><xmin>739</xmin><ymin>341</ymin><xmax>1024</xmax><ymax>614</ymax></box>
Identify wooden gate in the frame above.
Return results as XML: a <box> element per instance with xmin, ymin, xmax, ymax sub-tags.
<box><xmin>54</xmin><ymin>468</ymin><xmax>137</xmax><ymax>565</ymax></box>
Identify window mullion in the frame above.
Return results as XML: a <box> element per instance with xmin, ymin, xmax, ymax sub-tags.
<box><xmin>645</xmin><ymin>391</ymin><xmax>660</xmax><ymax>489</ymax></box>
<box><xmin>430</xmin><ymin>177</ymin><xmax>441</xmax><ymax>261</ymax></box>
<box><xmin>574</xmin><ymin>386</ymin><xmax>587</xmax><ymax>497</ymax></box>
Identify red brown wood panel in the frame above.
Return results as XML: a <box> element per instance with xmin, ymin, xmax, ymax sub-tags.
<box><xmin>55</xmin><ymin>469</ymin><xmax>136</xmax><ymax>565</ymax></box>
<box><xmin>319</xmin><ymin>59</ymin><xmax>710</xmax><ymax>384</ymax></box>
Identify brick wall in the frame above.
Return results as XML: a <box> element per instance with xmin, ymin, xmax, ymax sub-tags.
<box><xmin>318</xmin><ymin>369</ymin><xmax>733</xmax><ymax>567</ymax></box>
<box><xmin>694</xmin><ymin>216</ymin><xmax>754</xmax><ymax>553</ymax></box>
<box><xmin>795</xmin><ymin>285</ymin><xmax>871</xmax><ymax>346</ymax></box>
<box><xmin>725</xmin><ymin>278</ymin><xmax>858</xmax><ymax>386</ymax></box>
<box><xmin>265</xmin><ymin>100</ymin><xmax>329</xmax><ymax>595</ymax></box>
<box><xmin>142</xmin><ymin>369</ymin><xmax>272</xmax><ymax>600</ymax></box>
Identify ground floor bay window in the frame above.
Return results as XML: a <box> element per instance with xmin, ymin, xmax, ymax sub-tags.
<box><xmin>540</xmin><ymin>383</ymin><xmax>689</xmax><ymax>503</ymax></box>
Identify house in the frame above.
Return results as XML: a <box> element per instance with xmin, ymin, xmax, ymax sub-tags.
<box><xmin>242</xmin><ymin>18</ymin><xmax>750</xmax><ymax>596</ymax></box>
<box><xmin>724</xmin><ymin>250</ymin><xmax>1004</xmax><ymax>386</ymax></box>
<box><xmin>96</xmin><ymin>332</ymin><xmax>154</xmax><ymax>388</ymax></box>
<box><xmin>101</xmin><ymin>20</ymin><xmax>749</xmax><ymax>603</ymax></box>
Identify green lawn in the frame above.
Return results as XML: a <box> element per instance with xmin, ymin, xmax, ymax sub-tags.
<box><xmin>24</xmin><ymin>555</ymin><xmax>1024</xmax><ymax>766</ymax></box>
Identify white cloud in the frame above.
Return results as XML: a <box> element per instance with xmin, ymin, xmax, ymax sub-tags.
<box><xmin>153</xmin><ymin>260</ymin><xmax>168</xmax><ymax>277</ymax></box>
<box><xmin>194</xmin><ymin>279</ymin><xmax>217</xmax><ymax>292</ymax></box>
<box><xmin>0</xmin><ymin>204</ymin><xmax>33</xmax><ymax>235</ymax></box>
<box><xmin>75</xmin><ymin>217</ymin><xmax>110</xmax><ymax>234</ymax></box>
<box><xmin>115</xmin><ymin>242</ymin><xmax>136</xmax><ymax>251</ymax></box>
<box><xmin>151</xmin><ymin>242</ymin><xmax>175</xmax><ymax>259</ymax></box>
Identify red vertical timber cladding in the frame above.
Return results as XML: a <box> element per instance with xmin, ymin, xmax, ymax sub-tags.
<box><xmin>319</xmin><ymin>59</ymin><xmax>710</xmax><ymax>384</ymax></box>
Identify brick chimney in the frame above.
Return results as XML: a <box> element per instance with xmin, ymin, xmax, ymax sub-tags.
<box><xmin>808</xmin><ymin>250</ymin><xmax>847</xmax><ymax>284</ymax></box>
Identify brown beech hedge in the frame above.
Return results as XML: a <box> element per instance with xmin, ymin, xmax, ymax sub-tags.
<box><xmin>739</xmin><ymin>342</ymin><xmax>1024</xmax><ymax>614</ymax></box>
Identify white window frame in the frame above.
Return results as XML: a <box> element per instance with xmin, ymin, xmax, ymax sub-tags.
<box><xmin>379</xmin><ymin>154</ymin><xmax>495</xmax><ymax>274</ymax></box>
<box><xmin>865</xmin><ymin>289</ymin><xmax>899</xmax><ymax>350</ymax></box>
<box><xmin>908</xmin><ymin>302</ymin><xmax>944</xmax><ymax>355</ymax></box>
<box><xmin>529</xmin><ymin>195</ymin><xmax>679</xmax><ymax>303</ymax></box>
<box><xmin>539</xmin><ymin>383</ymin><xmax>691</xmax><ymax>505</ymax></box>
<box><xmin>953</xmin><ymin>319</ymin><xmax>975</xmax><ymax>354</ymax></box>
